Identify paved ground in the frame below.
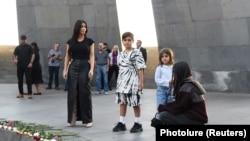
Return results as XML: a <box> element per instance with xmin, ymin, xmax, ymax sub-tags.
<box><xmin>1</xmin><ymin>83</ymin><xmax>250</xmax><ymax>141</ymax></box>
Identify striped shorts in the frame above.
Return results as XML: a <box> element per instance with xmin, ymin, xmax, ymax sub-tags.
<box><xmin>115</xmin><ymin>92</ymin><xmax>142</xmax><ymax>107</ymax></box>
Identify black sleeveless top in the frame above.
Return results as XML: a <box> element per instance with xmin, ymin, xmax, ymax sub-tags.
<box><xmin>67</xmin><ymin>37</ymin><xmax>94</xmax><ymax>60</ymax></box>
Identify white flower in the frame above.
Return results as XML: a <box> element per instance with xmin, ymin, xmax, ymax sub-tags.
<box><xmin>34</xmin><ymin>132</ymin><xmax>40</xmax><ymax>136</ymax></box>
<box><xmin>13</xmin><ymin>127</ymin><xmax>17</xmax><ymax>132</ymax></box>
<box><xmin>0</xmin><ymin>125</ymin><xmax>2</xmax><ymax>128</ymax></box>
<box><xmin>8</xmin><ymin>126</ymin><xmax>12</xmax><ymax>130</ymax></box>
<box><xmin>3</xmin><ymin>125</ymin><xmax>8</xmax><ymax>129</ymax></box>
<box><xmin>28</xmin><ymin>132</ymin><xmax>33</xmax><ymax>136</ymax></box>
<box><xmin>51</xmin><ymin>139</ymin><xmax>57</xmax><ymax>141</ymax></box>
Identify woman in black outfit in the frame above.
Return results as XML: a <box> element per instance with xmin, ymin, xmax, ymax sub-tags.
<box><xmin>31</xmin><ymin>42</ymin><xmax>43</xmax><ymax>95</ymax></box>
<box><xmin>63</xmin><ymin>20</ymin><xmax>95</xmax><ymax>127</ymax></box>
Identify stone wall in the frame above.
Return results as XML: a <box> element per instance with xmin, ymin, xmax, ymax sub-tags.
<box><xmin>16</xmin><ymin>0</ymin><xmax>121</xmax><ymax>86</ymax></box>
<box><xmin>0</xmin><ymin>46</ymin><xmax>16</xmax><ymax>83</ymax></box>
<box><xmin>12</xmin><ymin>0</ymin><xmax>250</xmax><ymax>92</ymax></box>
<box><xmin>152</xmin><ymin>0</ymin><xmax>250</xmax><ymax>93</ymax></box>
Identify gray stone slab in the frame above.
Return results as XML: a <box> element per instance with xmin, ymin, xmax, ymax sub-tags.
<box><xmin>0</xmin><ymin>129</ymin><xmax>34</xmax><ymax>141</ymax></box>
<box><xmin>35</xmin><ymin>6</ymin><xmax>70</xmax><ymax>28</ymax></box>
<box><xmin>222</xmin><ymin>19</ymin><xmax>249</xmax><ymax>46</ymax></box>
<box><xmin>157</xmin><ymin>23</ymin><xmax>196</xmax><ymax>48</ymax></box>
<box><xmin>208</xmin><ymin>46</ymin><xmax>250</xmax><ymax>71</ymax></box>
<box><xmin>162</xmin><ymin>0</ymin><xmax>192</xmax><ymax>24</ymax></box>
<box><xmin>247</xmin><ymin>18</ymin><xmax>250</xmax><ymax>43</ymax></box>
<box><xmin>82</xmin><ymin>5</ymin><xmax>96</xmax><ymax>27</ymax></box>
<box><xmin>16</xmin><ymin>0</ymin><xmax>41</xmax><ymax>6</ymax></box>
<box><xmin>189</xmin><ymin>0</ymin><xmax>223</xmax><ymax>21</ymax></box>
<box><xmin>221</xmin><ymin>0</ymin><xmax>250</xmax><ymax>19</ymax></box>
<box><xmin>40</xmin><ymin>0</ymin><xmax>67</xmax><ymax>5</ymax></box>
<box><xmin>174</xmin><ymin>22</ymin><xmax>196</xmax><ymax>48</ymax></box>
<box><xmin>194</xmin><ymin>20</ymin><xmax>224</xmax><ymax>47</ymax></box>
<box><xmin>69</xmin><ymin>5</ymin><xmax>84</xmax><ymax>25</ymax></box>
<box><xmin>188</xmin><ymin>47</ymin><xmax>211</xmax><ymax>71</ymax></box>
<box><xmin>16</xmin><ymin>6</ymin><xmax>37</xmax><ymax>35</ymax></box>
<box><xmin>168</xmin><ymin>47</ymin><xmax>191</xmax><ymax>64</ymax></box>
<box><xmin>151</xmin><ymin>0</ymin><xmax>167</xmax><ymax>25</ymax></box>
<box><xmin>230</xmin><ymin>71</ymin><xmax>250</xmax><ymax>93</ymax></box>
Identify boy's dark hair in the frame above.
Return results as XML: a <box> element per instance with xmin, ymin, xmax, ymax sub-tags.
<box><xmin>20</xmin><ymin>35</ymin><xmax>27</xmax><ymax>40</ymax></box>
<box><xmin>122</xmin><ymin>32</ymin><xmax>134</xmax><ymax>40</ymax></box>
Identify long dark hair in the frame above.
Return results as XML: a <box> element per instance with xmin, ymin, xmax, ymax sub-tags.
<box><xmin>71</xmin><ymin>20</ymin><xmax>88</xmax><ymax>41</ymax></box>
<box><xmin>172</xmin><ymin>61</ymin><xmax>192</xmax><ymax>95</ymax></box>
<box><xmin>31</xmin><ymin>42</ymin><xmax>40</xmax><ymax>51</ymax></box>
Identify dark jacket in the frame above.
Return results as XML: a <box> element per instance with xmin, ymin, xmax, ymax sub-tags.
<box><xmin>140</xmin><ymin>47</ymin><xmax>147</xmax><ymax>63</ymax></box>
<box><xmin>158</xmin><ymin>78</ymin><xmax>208</xmax><ymax>123</ymax></box>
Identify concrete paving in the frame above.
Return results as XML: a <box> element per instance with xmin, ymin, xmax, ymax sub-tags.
<box><xmin>1</xmin><ymin>83</ymin><xmax>250</xmax><ymax>141</ymax></box>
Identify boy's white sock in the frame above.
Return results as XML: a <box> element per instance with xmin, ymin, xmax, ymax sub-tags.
<box><xmin>135</xmin><ymin>117</ymin><xmax>140</xmax><ymax>123</ymax></box>
<box><xmin>119</xmin><ymin>116</ymin><xmax>125</xmax><ymax>124</ymax></box>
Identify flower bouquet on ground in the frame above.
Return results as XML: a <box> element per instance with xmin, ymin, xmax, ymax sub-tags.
<box><xmin>0</xmin><ymin>118</ymin><xmax>79</xmax><ymax>141</ymax></box>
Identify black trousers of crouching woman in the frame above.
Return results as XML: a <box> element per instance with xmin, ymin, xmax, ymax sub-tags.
<box><xmin>67</xmin><ymin>59</ymin><xmax>92</xmax><ymax>124</ymax></box>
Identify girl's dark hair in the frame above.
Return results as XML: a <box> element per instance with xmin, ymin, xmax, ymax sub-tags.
<box><xmin>31</xmin><ymin>42</ymin><xmax>39</xmax><ymax>51</ymax></box>
<box><xmin>158</xmin><ymin>48</ymin><xmax>174</xmax><ymax>66</ymax></box>
<box><xmin>122</xmin><ymin>32</ymin><xmax>134</xmax><ymax>40</ymax></box>
<box><xmin>172</xmin><ymin>61</ymin><xmax>192</xmax><ymax>95</ymax></box>
<box><xmin>71</xmin><ymin>20</ymin><xmax>88</xmax><ymax>41</ymax></box>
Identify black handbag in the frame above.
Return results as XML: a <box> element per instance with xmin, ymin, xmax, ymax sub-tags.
<box><xmin>150</xmin><ymin>113</ymin><xmax>164</xmax><ymax>128</ymax></box>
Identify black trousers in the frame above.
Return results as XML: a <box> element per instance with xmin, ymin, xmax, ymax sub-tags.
<box><xmin>108</xmin><ymin>65</ymin><xmax>119</xmax><ymax>88</ymax></box>
<box><xmin>158</xmin><ymin>111</ymin><xmax>204</xmax><ymax>125</ymax></box>
<box><xmin>17</xmin><ymin>64</ymin><xmax>32</xmax><ymax>94</ymax></box>
<box><xmin>48</xmin><ymin>66</ymin><xmax>60</xmax><ymax>88</ymax></box>
<box><xmin>67</xmin><ymin>59</ymin><xmax>92</xmax><ymax>124</ymax></box>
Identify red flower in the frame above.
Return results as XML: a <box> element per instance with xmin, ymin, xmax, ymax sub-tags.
<box><xmin>33</xmin><ymin>136</ymin><xmax>40</xmax><ymax>141</ymax></box>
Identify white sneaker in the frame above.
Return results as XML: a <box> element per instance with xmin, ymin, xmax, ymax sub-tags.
<box><xmin>84</xmin><ymin>122</ymin><xmax>93</xmax><ymax>128</ymax></box>
<box><xmin>96</xmin><ymin>91</ymin><xmax>101</xmax><ymax>94</ymax></box>
<box><xmin>104</xmin><ymin>92</ymin><xmax>108</xmax><ymax>95</ymax></box>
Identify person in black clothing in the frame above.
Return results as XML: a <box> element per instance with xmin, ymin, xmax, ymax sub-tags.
<box><xmin>13</xmin><ymin>35</ymin><xmax>35</xmax><ymax>99</ymax></box>
<box><xmin>31</xmin><ymin>42</ymin><xmax>44</xmax><ymax>95</ymax></box>
<box><xmin>103</xmin><ymin>42</ymin><xmax>111</xmax><ymax>54</ymax></box>
<box><xmin>136</xmin><ymin>40</ymin><xmax>147</xmax><ymax>63</ymax></box>
<box><xmin>63</xmin><ymin>20</ymin><xmax>95</xmax><ymax>128</ymax></box>
<box><xmin>136</xmin><ymin>40</ymin><xmax>147</xmax><ymax>94</ymax></box>
<box><xmin>156</xmin><ymin>61</ymin><xmax>208</xmax><ymax>125</ymax></box>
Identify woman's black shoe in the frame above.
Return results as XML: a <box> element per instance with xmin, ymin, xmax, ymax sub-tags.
<box><xmin>33</xmin><ymin>93</ymin><xmax>42</xmax><ymax>95</ymax></box>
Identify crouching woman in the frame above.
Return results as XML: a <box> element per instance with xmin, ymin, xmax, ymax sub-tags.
<box><xmin>157</xmin><ymin>61</ymin><xmax>208</xmax><ymax>125</ymax></box>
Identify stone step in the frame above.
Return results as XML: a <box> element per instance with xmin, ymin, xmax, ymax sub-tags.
<box><xmin>0</xmin><ymin>79</ymin><xmax>17</xmax><ymax>83</ymax></box>
<box><xmin>2</xmin><ymin>74</ymin><xmax>17</xmax><ymax>79</ymax></box>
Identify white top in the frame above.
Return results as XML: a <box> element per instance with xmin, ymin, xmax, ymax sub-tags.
<box><xmin>154</xmin><ymin>64</ymin><xmax>173</xmax><ymax>87</ymax></box>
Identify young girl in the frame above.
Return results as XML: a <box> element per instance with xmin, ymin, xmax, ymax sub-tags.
<box><xmin>113</xmin><ymin>32</ymin><xmax>146</xmax><ymax>133</ymax></box>
<box><xmin>154</xmin><ymin>48</ymin><xmax>175</xmax><ymax>108</ymax></box>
